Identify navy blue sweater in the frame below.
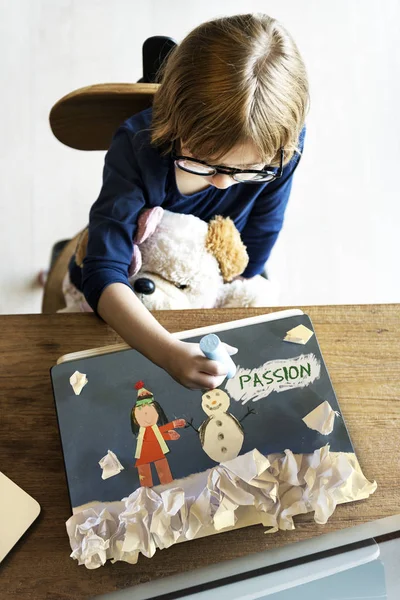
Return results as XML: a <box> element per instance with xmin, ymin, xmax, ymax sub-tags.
<box><xmin>70</xmin><ymin>108</ymin><xmax>305</xmax><ymax>311</ymax></box>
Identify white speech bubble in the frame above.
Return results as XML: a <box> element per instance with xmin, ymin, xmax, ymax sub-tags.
<box><xmin>225</xmin><ymin>353</ymin><xmax>321</xmax><ymax>404</ymax></box>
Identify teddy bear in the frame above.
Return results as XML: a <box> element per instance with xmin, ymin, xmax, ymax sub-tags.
<box><xmin>64</xmin><ymin>207</ymin><xmax>278</xmax><ymax>312</ymax></box>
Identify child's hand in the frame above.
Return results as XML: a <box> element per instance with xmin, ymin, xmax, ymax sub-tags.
<box><xmin>164</xmin><ymin>340</ymin><xmax>238</xmax><ymax>390</ymax></box>
<box><xmin>168</xmin><ymin>430</ymin><xmax>180</xmax><ymax>440</ymax></box>
<box><xmin>172</xmin><ymin>418</ymin><xmax>186</xmax><ymax>428</ymax></box>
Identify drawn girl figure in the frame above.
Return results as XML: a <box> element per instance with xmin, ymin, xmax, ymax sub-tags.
<box><xmin>131</xmin><ymin>381</ymin><xmax>186</xmax><ymax>487</ymax></box>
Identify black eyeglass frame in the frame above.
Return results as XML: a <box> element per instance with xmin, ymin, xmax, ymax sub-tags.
<box><xmin>171</xmin><ymin>142</ymin><xmax>284</xmax><ymax>183</ymax></box>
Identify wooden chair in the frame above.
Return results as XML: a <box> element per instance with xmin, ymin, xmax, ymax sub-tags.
<box><xmin>49</xmin><ymin>82</ymin><xmax>158</xmax><ymax>152</ymax></box>
<box><xmin>41</xmin><ymin>83</ymin><xmax>158</xmax><ymax>313</ymax></box>
<box><xmin>42</xmin><ymin>35</ymin><xmax>176</xmax><ymax>313</ymax></box>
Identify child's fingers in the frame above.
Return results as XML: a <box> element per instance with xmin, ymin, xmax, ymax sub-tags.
<box><xmin>223</xmin><ymin>343</ymin><xmax>238</xmax><ymax>356</ymax></box>
<box><xmin>199</xmin><ymin>358</ymin><xmax>227</xmax><ymax>377</ymax></box>
<box><xmin>189</xmin><ymin>372</ymin><xmax>225</xmax><ymax>390</ymax></box>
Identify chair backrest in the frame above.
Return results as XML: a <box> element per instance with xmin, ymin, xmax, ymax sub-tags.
<box><xmin>49</xmin><ymin>83</ymin><xmax>159</xmax><ymax>150</ymax></box>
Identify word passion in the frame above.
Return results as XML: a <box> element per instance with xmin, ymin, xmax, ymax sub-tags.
<box><xmin>226</xmin><ymin>353</ymin><xmax>321</xmax><ymax>404</ymax></box>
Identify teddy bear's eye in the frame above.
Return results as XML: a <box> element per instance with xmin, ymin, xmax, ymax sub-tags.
<box><xmin>175</xmin><ymin>283</ymin><xmax>188</xmax><ymax>290</ymax></box>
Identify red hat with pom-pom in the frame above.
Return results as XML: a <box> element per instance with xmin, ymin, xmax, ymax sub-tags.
<box><xmin>134</xmin><ymin>381</ymin><xmax>154</xmax><ymax>407</ymax></box>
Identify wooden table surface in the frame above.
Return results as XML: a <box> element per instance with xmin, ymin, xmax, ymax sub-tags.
<box><xmin>1</xmin><ymin>305</ymin><xmax>400</xmax><ymax>599</ymax></box>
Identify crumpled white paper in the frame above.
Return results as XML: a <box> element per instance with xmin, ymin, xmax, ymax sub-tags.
<box><xmin>69</xmin><ymin>371</ymin><xmax>88</xmax><ymax>395</ymax></box>
<box><xmin>69</xmin><ymin>510</ymin><xmax>114</xmax><ymax>568</ymax></box>
<box><xmin>302</xmin><ymin>401</ymin><xmax>340</xmax><ymax>435</ymax></box>
<box><xmin>66</xmin><ymin>445</ymin><xmax>377</xmax><ymax>569</ymax></box>
<box><xmin>99</xmin><ymin>450</ymin><xmax>124</xmax><ymax>480</ymax></box>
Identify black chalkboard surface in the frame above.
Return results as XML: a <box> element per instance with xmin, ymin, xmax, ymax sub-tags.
<box><xmin>51</xmin><ymin>311</ymin><xmax>354</xmax><ymax>510</ymax></box>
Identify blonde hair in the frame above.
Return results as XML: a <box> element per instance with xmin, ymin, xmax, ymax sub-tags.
<box><xmin>151</xmin><ymin>14</ymin><xmax>309</xmax><ymax>166</ymax></box>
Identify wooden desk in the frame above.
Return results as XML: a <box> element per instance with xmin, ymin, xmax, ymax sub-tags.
<box><xmin>1</xmin><ymin>305</ymin><xmax>400</xmax><ymax>599</ymax></box>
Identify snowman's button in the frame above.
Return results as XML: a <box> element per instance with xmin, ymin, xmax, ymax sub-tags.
<box><xmin>221</xmin><ymin>447</ymin><xmax>227</xmax><ymax>453</ymax></box>
<box><xmin>216</xmin><ymin>420</ymin><xmax>223</xmax><ymax>426</ymax></box>
<box><xmin>218</xmin><ymin>433</ymin><xmax>224</xmax><ymax>440</ymax></box>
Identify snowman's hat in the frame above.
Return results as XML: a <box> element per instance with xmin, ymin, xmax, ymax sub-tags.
<box><xmin>134</xmin><ymin>380</ymin><xmax>154</xmax><ymax>407</ymax></box>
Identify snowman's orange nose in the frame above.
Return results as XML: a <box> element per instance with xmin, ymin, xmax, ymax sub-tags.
<box><xmin>212</xmin><ymin>400</ymin><xmax>217</xmax><ymax>405</ymax></box>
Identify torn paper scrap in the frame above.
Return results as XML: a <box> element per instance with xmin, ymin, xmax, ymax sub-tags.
<box><xmin>69</xmin><ymin>371</ymin><xmax>88</xmax><ymax>395</ymax></box>
<box><xmin>284</xmin><ymin>324</ymin><xmax>314</xmax><ymax>345</ymax></box>
<box><xmin>302</xmin><ymin>401</ymin><xmax>340</xmax><ymax>435</ymax></box>
<box><xmin>99</xmin><ymin>450</ymin><xmax>124</xmax><ymax>480</ymax></box>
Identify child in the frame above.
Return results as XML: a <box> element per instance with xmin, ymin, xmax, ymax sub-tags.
<box><xmin>68</xmin><ymin>13</ymin><xmax>308</xmax><ymax>390</ymax></box>
<box><xmin>131</xmin><ymin>381</ymin><xmax>186</xmax><ymax>487</ymax></box>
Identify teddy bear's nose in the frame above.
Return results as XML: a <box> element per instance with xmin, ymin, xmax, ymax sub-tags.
<box><xmin>133</xmin><ymin>278</ymin><xmax>156</xmax><ymax>295</ymax></box>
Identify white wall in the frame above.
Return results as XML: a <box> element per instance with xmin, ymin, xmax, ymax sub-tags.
<box><xmin>0</xmin><ymin>0</ymin><xmax>399</xmax><ymax>313</ymax></box>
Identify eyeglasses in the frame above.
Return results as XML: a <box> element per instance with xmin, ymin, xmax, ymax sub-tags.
<box><xmin>171</xmin><ymin>142</ymin><xmax>284</xmax><ymax>183</ymax></box>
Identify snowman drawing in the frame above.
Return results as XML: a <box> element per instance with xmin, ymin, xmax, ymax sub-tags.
<box><xmin>187</xmin><ymin>389</ymin><xmax>255</xmax><ymax>463</ymax></box>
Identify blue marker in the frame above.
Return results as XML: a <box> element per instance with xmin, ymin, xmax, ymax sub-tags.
<box><xmin>199</xmin><ymin>334</ymin><xmax>237</xmax><ymax>379</ymax></box>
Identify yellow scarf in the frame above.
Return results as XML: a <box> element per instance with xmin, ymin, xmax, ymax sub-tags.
<box><xmin>135</xmin><ymin>424</ymin><xmax>170</xmax><ymax>459</ymax></box>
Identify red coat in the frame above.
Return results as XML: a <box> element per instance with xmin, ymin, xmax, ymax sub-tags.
<box><xmin>135</xmin><ymin>422</ymin><xmax>176</xmax><ymax>466</ymax></box>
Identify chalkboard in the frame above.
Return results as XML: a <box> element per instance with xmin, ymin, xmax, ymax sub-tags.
<box><xmin>51</xmin><ymin>313</ymin><xmax>354</xmax><ymax>510</ymax></box>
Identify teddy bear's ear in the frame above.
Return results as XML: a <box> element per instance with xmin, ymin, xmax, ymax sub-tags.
<box><xmin>205</xmin><ymin>216</ymin><xmax>249</xmax><ymax>282</ymax></box>
<box><xmin>134</xmin><ymin>207</ymin><xmax>164</xmax><ymax>244</ymax></box>
<box><xmin>128</xmin><ymin>244</ymin><xmax>142</xmax><ymax>277</ymax></box>
<box><xmin>75</xmin><ymin>228</ymin><xmax>89</xmax><ymax>267</ymax></box>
